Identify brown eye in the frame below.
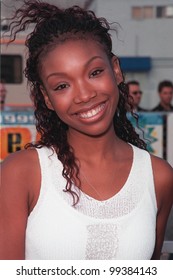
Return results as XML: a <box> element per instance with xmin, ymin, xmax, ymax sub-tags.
<box><xmin>90</xmin><ymin>69</ymin><xmax>104</xmax><ymax>78</ymax></box>
<box><xmin>54</xmin><ymin>83</ymin><xmax>69</xmax><ymax>91</ymax></box>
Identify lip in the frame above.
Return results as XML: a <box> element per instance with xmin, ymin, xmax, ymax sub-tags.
<box><xmin>73</xmin><ymin>100</ymin><xmax>107</xmax><ymax>115</ymax></box>
<box><xmin>73</xmin><ymin>100</ymin><xmax>108</xmax><ymax>122</ymax></box>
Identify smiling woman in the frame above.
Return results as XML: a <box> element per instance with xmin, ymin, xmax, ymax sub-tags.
<box><xmin>40</xmin><ymin>40</ymin><xmax>120</xmax><ymax>137</ymax></box>
<box><xmin>0</xmin><ymin>0</ymin><xmax>173</xmax><ymax>260</ymax></box>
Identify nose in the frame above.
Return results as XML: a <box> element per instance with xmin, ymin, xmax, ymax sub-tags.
<box><xmin>73</xmin><ymin>81</ymin><xmax>97</xmax><ymax>104</ymax></box>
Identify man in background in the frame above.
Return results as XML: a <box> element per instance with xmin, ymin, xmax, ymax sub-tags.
<box><xmin>152</xmin><ymin>80</ymin><xmax>173</xmax><ymax>111</ymax></box>
<box><xmin>0</xmin><ymin>80</ymin><xmax>7</xmax><ymax>111</ymax></box>
<box><xmin>127</xmin><ymin>80</ymin><xmax>147</xmax><ymax>112</ymax></box>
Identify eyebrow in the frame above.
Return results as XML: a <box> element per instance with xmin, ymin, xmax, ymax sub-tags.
<box><xmin>46</xmin><ymin>55</ymin><xmax>104</xmax><ymax>81</ymax></box>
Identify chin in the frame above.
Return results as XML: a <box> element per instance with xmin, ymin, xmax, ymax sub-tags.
<box><xmin>81</xmin><ymin>122</ymin><xmax>114</xmax><ymax>138</ymax></box>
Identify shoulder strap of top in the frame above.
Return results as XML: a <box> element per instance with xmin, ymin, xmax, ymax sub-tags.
<box><xmin>131</xmin><ymin>144</ymin><xmax>157</xmax><ymax>211</ymax></box>
<box><xmin>35</xmin><ymin>146</ymin><xmax>56</xmax><ymax>192</ymax></box>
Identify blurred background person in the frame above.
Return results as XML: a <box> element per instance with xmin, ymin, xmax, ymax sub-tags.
<box><xmin>0</xmin><ymin>79</ymin><xmax>7</xmax><ymax>111</ymax></box>
<box><xmin>152</xmin><ymin>80</ymin><xmax>173</xmax><ymax>112</ymax></box>
<box><xmin>127</xmin><ymin>80</ymin><xmax>147</xmax><ymax>112</ymax></box>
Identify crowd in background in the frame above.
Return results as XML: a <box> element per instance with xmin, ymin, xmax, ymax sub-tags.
<box><xmin>127</xmin><ymin>79</ymin><xmax>173</xmax><ymax>113</ymax></box>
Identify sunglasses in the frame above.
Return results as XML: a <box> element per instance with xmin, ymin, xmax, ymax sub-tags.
<box><xmin>131</xmin><ymin>91</ymin><xmax>142</xmax><ymax>95</ymax></box>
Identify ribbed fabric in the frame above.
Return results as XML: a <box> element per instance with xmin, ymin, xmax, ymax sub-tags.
<box><xmin>25</xmin><ymin>144</ymin><xmax>157</xmax><ymax>260</ymax></box>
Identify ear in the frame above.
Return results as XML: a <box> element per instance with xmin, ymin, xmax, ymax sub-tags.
<box><xmin>40</xmin><ymin>85</ymin><xmax>54</xmax><ymax>110</ymax></box>
<box><xmin>111</xmin><ymin>56</ymin><xmax>124</xmax><ymax>85</ymax></box>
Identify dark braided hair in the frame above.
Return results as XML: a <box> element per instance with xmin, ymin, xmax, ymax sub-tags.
<box><xmin>8</xmin><ymin>0</ymin><xmax>147</xmax><ymax>205</ymax></box>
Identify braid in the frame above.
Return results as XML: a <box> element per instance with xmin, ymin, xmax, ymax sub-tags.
<box><xmin>115</xmin><ymin>81</ymin><xmax>147</xmax><ymax>150</ymax></box>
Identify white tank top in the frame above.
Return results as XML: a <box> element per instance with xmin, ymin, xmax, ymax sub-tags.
<box><xmin>25</xmin><ymin>144</ymin><xmax>157</xmax><ymax>260</ymax></box>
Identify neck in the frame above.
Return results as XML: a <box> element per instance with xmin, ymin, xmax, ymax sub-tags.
<box><xmin>67</xmin><ymin>127</ymin><xmax>120</xmax><ymax>163</ymax></box>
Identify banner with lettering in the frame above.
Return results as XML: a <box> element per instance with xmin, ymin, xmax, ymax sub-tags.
<box><xmin>128</xmin><ymin>112</ymin><xmax>164</xmax><ymax>158</ymax></box>
<box><xmin>0</xmin><ymin>111</ymin><xmax>39</xmax><ymax>161</ymax></box>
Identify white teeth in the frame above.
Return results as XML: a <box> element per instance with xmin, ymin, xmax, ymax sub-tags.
<box><xmin>79</xmin><ymin>103</ymin><xmax>105</xmax><ymax>119</ymax></box>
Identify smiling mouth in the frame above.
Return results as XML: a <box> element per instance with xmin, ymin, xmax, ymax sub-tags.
<box><xmin>77</xmin><ymin>102</ymin><xmax>106</xmax><ymax>119</ymax></box>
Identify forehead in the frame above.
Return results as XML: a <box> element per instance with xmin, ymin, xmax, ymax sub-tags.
<box><xmin>40</xmin><ymin>39</ymin><xmax>110</xmax><ymax>74</ymax></box>
<box><xmin>160</xmin><ymin>86</ymin><xmax>173</xmax><ymax>93</ymax></box>
<box><xmin>129</xmin><ymin>84</ymin><xmax>139</xmax><ymax>90</ymax></box>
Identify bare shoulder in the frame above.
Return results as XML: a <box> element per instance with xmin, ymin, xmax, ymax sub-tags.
<box><xmin>2</xmin><ymin>148</ymin><xmax>38</xmax><ymax>170</ymax></box>
<box><xmin>0</xmin><ymin>149</ymin><xmax>40</xmax><ymax>259</ymax></box>
<box><xmin>150</xmin><ymin>154</ymin><xmax>173</xmax><ymax>209</ymax></box>
<box><xmin>150</xmin><ymin>154</ymin><xmax>173</xmax><ymax>186</ymax></box>
<box><xmin>150</xmin><ymin>155</ymin><xmax>173</xmax><ymax>259</ymax></box>
<box><xmin>1</xmin><ymin>148</ymin><xmax>41</xmax><ymax>212</ymax></box>
<box><xmin>2</xmin><ymin>147</ymin><xmax>40</xmax><ymax>179</ymax></box>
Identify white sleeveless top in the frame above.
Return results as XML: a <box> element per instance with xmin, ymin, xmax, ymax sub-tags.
<box><xmin>25</xmin><ymin>144</ymin><xmax>157</xmax><ymax>260</ymax></box>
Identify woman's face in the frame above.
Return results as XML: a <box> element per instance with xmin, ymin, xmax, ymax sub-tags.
<box><xmin>40</xmin><ymin>39</ymin><xmax>122</xmax><ymax>138</ymax></box>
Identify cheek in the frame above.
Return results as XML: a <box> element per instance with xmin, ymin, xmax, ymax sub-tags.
<box><xmin>111</xmin><ymin>87</ymin><xmax>119</xmax><ymax>111</ymax></box>
<box><xmin>53</xmin><ymin>98</ymin><xmax>76</xmax><ymax>126</ymax></box>
<box><xmin>162</xmin><ymin>95</ymin><xmax>169</xmax><ymax>101</ymax></box>
<box><xmin>106</xmin><ymin>77</ymin><xmax>119</xmax><ymax>100</ymax></box>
